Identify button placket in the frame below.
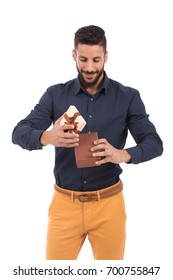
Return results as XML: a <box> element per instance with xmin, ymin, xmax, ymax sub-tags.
<box><xmin>87</xmin><ymin>96</ymin><xmax>95</xmax><ymax>132</ymax></box>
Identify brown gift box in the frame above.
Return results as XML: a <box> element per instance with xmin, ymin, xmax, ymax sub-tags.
<box><xmin>74</xmin><ymin>132</ymin><xmax>100</xmax><ymax>168</ymax></box>
<box><xmin>60</xmin><ymin>105</ymin><xmax>100</xmax><ymax>168</ymax></box>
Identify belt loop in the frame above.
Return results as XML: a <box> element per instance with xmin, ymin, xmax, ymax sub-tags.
<box><xmin>71</xmin><ymin>191</ymin><xmax>74</xmax><ymax>202</ymax></box>
<box><xmin>96</xmin><ymin>191</ymin><xmax>101</xmax><ymax>202</ymax></box>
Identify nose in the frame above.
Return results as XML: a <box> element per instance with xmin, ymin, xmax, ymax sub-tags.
<box><xmin>85</xmin><ymin>60</ymin><xmax>94</xmax><ymax>72</ymax></box>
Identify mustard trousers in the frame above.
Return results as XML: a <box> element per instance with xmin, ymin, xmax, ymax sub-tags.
<box><xmin>46</xmin><ymin>181</ymin><xmax>126</xmax><ymax>260</ymax></box>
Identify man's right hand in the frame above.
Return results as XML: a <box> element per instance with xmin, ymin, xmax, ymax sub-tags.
<box><xmin>40</xmin><ymin>115</ymin><xmax>79</xmax><ymax>148</ymax></box>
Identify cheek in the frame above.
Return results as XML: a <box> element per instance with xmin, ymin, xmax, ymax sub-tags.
<box><xmin>76</xmin><ymin>61</ymin><xmax>85</xmax><ymax>71</ymax></box>
<box><xmin>99</xmin><ymin>62</ymin><xmax>104</xmax><ymax>68</ymax></box>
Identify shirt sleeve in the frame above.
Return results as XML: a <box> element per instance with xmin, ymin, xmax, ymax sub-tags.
<box><xmin>125</xmin><ymin>91</ymin><xmax>163</xmax><ymax>164</ymax></box>
<box><xmin>11</xmin><ymin>89</ymin><xmax>53</xmax><ymax>151</ymax></box>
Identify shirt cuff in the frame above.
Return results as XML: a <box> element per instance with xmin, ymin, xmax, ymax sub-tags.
<box><xmin>30</xmin><ymin>130</ymin><xmax>44</xmax><ymax>150</ymax></box>
<box><xmin>125</xmin><ymin>146</ymin><xmax>143</xmax><ymax>164</ymax></box>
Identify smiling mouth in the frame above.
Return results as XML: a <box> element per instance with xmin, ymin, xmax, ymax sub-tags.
<box><xmin>85</xmin><ymin>74</ymin><xmax>94</xmax><ymax>79</ymax></box>
<box><xmin>83</xmin><ymin>72</ymin><xmax>96</xmax><ymax>79</ymax></box>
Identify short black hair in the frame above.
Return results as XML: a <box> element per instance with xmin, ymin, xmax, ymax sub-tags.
<box><xmin>74</xmin><ymin>25</ymin><xmax>107</xmax><ymax>52</ymax></box>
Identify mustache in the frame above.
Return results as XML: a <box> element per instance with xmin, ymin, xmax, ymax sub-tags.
<box><xmin>81</xmin><ymin>70</ymin><xmax>98</xmax><ymax>75</ymax></box>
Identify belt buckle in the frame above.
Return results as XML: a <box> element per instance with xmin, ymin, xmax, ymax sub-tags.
<box><xmin>79</xmin><ymin>194</ymin><xmax>93</xmax><ymax>202</ymax></box>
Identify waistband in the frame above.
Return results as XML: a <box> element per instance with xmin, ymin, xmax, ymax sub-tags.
<box><xmin>54</xmin><ymin>180</ymin><xmax>123</xmax><ymax>202</ymax></box>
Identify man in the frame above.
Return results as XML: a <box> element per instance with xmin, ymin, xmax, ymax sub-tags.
<box><xmin>12</xmin><ymin>25</ymin><xmax>163</xmax><ymax>260</ymax></box>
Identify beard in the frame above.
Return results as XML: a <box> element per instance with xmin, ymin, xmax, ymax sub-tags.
<box><xmin>77</xmin><ymin>66</ymin><xmax>104</xmax><ymax>89</ymax></box>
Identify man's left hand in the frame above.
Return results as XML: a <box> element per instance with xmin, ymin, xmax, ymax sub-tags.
<box><xmin>91</xmin><ymin>138</ymin><xmax>131</xmax><ymax>165</ymax></box>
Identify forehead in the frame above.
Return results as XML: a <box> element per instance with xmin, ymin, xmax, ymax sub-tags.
<box><xmin>76</xmin><ymin>44</ymin><xmax>105</xmax><ymax>58</ymax></box>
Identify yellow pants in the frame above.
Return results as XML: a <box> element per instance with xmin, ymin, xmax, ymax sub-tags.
<box><xmin>46</xmin><ymin>181</ymin><xmax>126</xmax><ymax>260</ymax></box>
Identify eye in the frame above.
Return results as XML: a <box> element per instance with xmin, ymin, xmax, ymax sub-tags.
<box><xmin>80</xmin><ymin>57</ymin><xmax>87</xmax><ymax>62</ymax></box>
<box><xmin>93</xmin><ymin>58</ymin><xmax>101</xmax><ymax>63</ymax></box>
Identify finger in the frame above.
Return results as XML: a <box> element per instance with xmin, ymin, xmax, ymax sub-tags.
<box><xmin>55</xmin><ymin>114</ymin><xmax>65</xmax><ymax>125</ymax></box>
<box><xmin>60</xmin><ymin>124</ymin><xmax>76</xmax><ymax>132</ymax></box>
<box><xmin>92</xmin><ymin>150</ymin><xmax>107</xmax><ymax>158</ymax></box>
<box><xmin>56</xmin><ymin>124</ymin><xmax>79</xmax><ymax>138</ymax></box>
<box><xmin>95</xmin><ymin>157</ymin><xmax>109</xmax><ymax>165</ymax></box>
<box><xmin>59</xmin><ymin>136</ymin><xmax>79</xmax><ymax>145</ymax></box>
<box><xmin>91</xmin><ymin>143</ymin><xmax>106</xmax><ymax>152</ymax></box>
<box><xmin>62</xmin><ymin>131</ymin><xmax>79</xmax><ymax>139</ymax></box>
<box><xmin>93</xmin><ymin>138</ymin><xmax>107</xmax><ymax>145</ymax></box>
<box><xmin>58</xmin><ymin>141</ymin><xmax>79</xmax><ymax>148</ymax></box>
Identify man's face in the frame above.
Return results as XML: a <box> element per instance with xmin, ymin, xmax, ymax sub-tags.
<box><xmin>72</xmin><ymin>44</ymin><xmax>108</xmax><ymax>89</ymax></box>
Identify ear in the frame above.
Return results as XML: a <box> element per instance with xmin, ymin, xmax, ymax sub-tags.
<box><xmin>104</xmin><ymin>51</ymin><xmax>108</xmax><ymax>63</ymax></box>
<box><xmin>72</xmin><ymin>49</ymin><xmax>77</xmax><ymax>61</ymax></box>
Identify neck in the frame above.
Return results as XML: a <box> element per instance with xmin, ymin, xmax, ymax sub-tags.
<box><xmin>86</xmin><ymin>86</ymin><xmax>99</xmax><ymax>95</ymax></box>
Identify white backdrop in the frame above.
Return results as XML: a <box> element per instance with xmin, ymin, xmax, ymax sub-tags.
<box><xmin>1</xmin><ymin>0</ymin><xmax>172</xmax><ymax>279</ymax></box>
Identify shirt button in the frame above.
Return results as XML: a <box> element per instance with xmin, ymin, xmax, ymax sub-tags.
<box><xmin>89</xmin><ymin>115</ymin><xmax>92</xmax><ymax>118</ymax></box>
<box><xmin>90</xmin><ymin>98</ymin><xmax>93</xmax><ymax>101</ymax></box>
<box><xmin>83</xmin><ymin>181</ymin><xmax>87</xmax><ymax>184</ymax></box>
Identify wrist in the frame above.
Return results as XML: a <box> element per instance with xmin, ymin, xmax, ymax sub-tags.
<box><xmin>124</xmin><ymin>149</ymin><xmax>131</xmax><ymax>163</ymax></box>
<box><xmin>40</xmin><ymin>131</ymin><xmax>49</xmax><ymax>146</ymax></box>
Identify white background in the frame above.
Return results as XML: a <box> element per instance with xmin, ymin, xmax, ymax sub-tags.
<box><xmin>1</xmin><ymin>0</ymin><xmax>172</xmax><ymax>278</ymax></box>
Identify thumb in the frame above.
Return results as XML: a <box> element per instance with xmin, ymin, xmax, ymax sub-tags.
<box><xmin>55</xmin><ymin>113</ymin><xmax>66</xmax><ymax>126</ymax></box>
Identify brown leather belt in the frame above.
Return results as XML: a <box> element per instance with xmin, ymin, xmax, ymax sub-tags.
<box><xmin>54</xmin><ymin>180</ymin><xmax>123</xmax><ymax>202</ymax></box>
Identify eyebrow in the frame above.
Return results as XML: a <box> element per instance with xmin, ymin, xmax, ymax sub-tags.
<box><xmin>79</xmin><ymin>56</ymin><xmax>101</xmax><ymax>60</ymax></box>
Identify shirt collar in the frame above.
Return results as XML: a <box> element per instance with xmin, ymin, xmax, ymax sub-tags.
<box><xmin>74</xmin><ymin>72</ymin><xmax>109</xmax><ymax>96</ymax></box>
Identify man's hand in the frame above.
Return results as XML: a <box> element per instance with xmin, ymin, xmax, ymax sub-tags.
<box><xmin>40</xmin><ymin>115</ymin><xmax>79</xmax><ymax>148</ymax></box>
<box><xmin>91</xmin><ymin>138</ymin><xmax>131</xmax><ymax>165</ymax></box>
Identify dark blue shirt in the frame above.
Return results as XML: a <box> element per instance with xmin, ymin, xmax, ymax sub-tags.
<box><xmin>12</xmin><ymin>73</ymin><xmax>163</xmax><ymax>191</ymax></box>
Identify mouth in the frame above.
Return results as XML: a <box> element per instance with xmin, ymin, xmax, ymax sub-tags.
<box><xmin>84</xmin><ymin>74</ymin><xmax>95</xmax><ymax>80</ymax></box>
<box><xmin>82</xmin><ymin>72</ymin><xmax>97</xmax><ymax>80</ymax></box>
